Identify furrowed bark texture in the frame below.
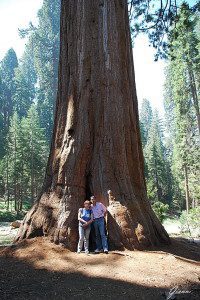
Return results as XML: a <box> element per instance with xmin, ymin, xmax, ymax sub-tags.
<box><xmin>16</xmin><ymin>0</ymin><xmax>170</xmax><ymax>250</ymax></box>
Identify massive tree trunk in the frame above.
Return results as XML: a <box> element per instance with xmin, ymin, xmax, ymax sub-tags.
<box><xmin>16</xmin><ymin>0</ymin><xmax>170</xmax><ymax>250</ymax></box>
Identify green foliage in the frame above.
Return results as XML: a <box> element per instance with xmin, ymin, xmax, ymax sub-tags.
<box><xmin>0</xmin><ymin>48</ymin><xmax>18</xmax><ymax>85</ymax></box>
<box><xmin>139</xmin><ymin>99</ymin><xmax>153</xmax><ymax>147</ymax></box>
<box><xmin>13</xmin><ymin>44</ymin><xmax>37</xmax><ymax>117</ymax></box>
<box><xmin>152</xmin><ymin>201</ymin><xmax>169</xmax><ymax>223</ymax></box>
<box><xmin>20</xmin><ymin>104</ymin><xmax>49</xmax><ymax>200</ymax></box>
<box><xmin>140</xmin><ymin>101</ymin><xmax>173</xmax><ymax>205</ymax></box>
<box><xmin>179</xmin><ymin>207</ymin><xmax>200</xmax><ymax>237</ymax></box>
<box><xmin>0</xmin><ymin>209</ymin><xmax>26</xmax><ymax>222</ymax></box>
<box><xmin>0</xmin><ymin>49</ymin><xmax>18</xmax><ymax>157</ymax></box>
<box><xmin>20</xmin><ymin>0</ymin><xmax>61</xmax><ymax>141</ymax></box>
<box><xmin>0</xmin><ymin>112</ymin><xmax>5</xmax><ymax>158</ymax></box>
<box><xmin>129</xmin><ymin>1</ymin><xmax>200</xmax><ymax>59</ymax></box>
<box><xmin>0</xmin><ymin>199</ymin><xmax>30</xmax><ymax>221</ymax></box>
<box><xmin>0</xmin><ymin>106</ymin><xmax>48</xmax><ymax>211</ymax></box>
<box><xmin>164</xmin><ymin>4</ymin><xmax>200</xmax><ymax>210</ymax></box>
<box><xmin>0</xmin><ymin>0</ymin><xmax>60</xmax><ymax>215</ymax></box>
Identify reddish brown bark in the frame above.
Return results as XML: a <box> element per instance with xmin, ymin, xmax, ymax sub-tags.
<box><xmin>16</xmin><ymin>0</ymin><xmax>170</xmax><ymax>250</ymax></box>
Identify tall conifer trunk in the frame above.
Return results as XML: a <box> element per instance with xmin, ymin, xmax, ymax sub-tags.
<box><xmin>184</xmin><ymin>164</ymin><xmax>190</xmax><ymax>214</ymax></box>
<box><xmin>16</xmin><ymin>0</ymin><xmax>170</xmax><ymax>250</ymax></box>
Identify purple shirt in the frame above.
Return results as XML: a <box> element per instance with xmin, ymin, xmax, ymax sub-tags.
<box><xmin>92</xmin><ymin>202</ymin><xmax>107</xmax><ymax>219</ymax></box>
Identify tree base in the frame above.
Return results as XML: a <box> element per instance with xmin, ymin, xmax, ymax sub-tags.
<box><xmin>16</xmin><ymin>190</ymin><xmax>170</xmax><ymax>251</ymax></box>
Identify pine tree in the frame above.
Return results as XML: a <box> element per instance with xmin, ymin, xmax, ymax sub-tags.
<box><xmin>169</xmin><ymin>3</ymin><xmax>200</xmax><ymax>135</ymax></box>
<box><xmin>4</xmin><ymin>112</ymin><xmax>22</xmax><ymax>211</ymax></box>
<box><xmin>20</xmin><ymin>0</ymin><xmax>61</xmax><ymax>141</ymax></box>
<box><xmin>0</xmin><ymin>109</ymin><xmax>5</xmax><ymax>158</ymax></box>
<box><xmin>0</xmin><ymin>49</ymin><xmax>18</xmax><ymax>156</ymax></box>
<box><xmin>163</xmin><ymin>4</ymin><xmax>200</xmax><ymax>211</ymax></box>
<box><xmin>13</xmin><ymin>43</ymin><xmax>37</xmax><ymax>118</ymax></box>
<box><xmin>20</xmin><ymin>105</ymin><xmax>49</xmax><ymax>203</ymax></box>
<box><xmin>0</xmin><ymin>106</ymin><xmax>48</xmax><ymax>211</ymax></box>
<box><xmin>164</xmin><ymin>5</ymin><xmax>200</xmax><ymax>210</ymax></box>
<box><xmin>144</xmin><ymin>110</ymin><xmax>172</xmax><ymax>204</ymax></box>
<box><xmin>139</xmin><ymin>101</ymin><xmax>172</xmax><ymax>206</ymax></box>
<box><xmin>139</xmin><ymin>99</ymin><xmax>153</xmax><ymax>147</ymax></box>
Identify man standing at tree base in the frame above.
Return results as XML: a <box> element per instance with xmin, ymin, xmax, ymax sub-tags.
<box><xmin>91</xmin><ymin>196</ymin><xmax>108</xmax><ymax>254</ymax></box>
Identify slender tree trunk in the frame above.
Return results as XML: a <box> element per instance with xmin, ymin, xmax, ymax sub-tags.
<box><xmin>154</xmin><ymin>156</ymin><xmax>161</xmax><ymax>202</ymax></box>
<box><xmin>14</xmin><ymin>133</ymin><xmax>17</xmax><ymax>212</ymax></box>
<box><xmin>6</xmin><ymin>154</ymin><xmax>10</xmax><ymax>211</ymax></box>
<box><xmin>19</xmin><ymin>175</ymin><xmax>23</xmax><ymax>211</ymax></box>
<box><xmin>188</xmin><ymin>65</ymin><xmax>200</xmax><ymax>136</ymax></box>
<box><xmin>30</xmin><ymin>130</ymin><xmax>34</xmax><ymax>204</ymax></box>
<box><xmin>192</xmin><ymin>197</ymin><xmax>195</xmax><ymax>209</ymax></box>
<box><xmin>16</xmin><ymin>0</ymin><xmax>170</xmax><ymax>250</ymax></box>
<box><xmin>19</xmin><ymin>188</ymin><xmax>23</xmax><ymax>211</ymax></box>
<box><xmin>184</xmin><ymin>164</ymin><xmax>190</xmax><ymax>214</ymax></box>
<box><xmin>19</xmin><ymin>158</ymin><xmax>24</xmax><ymax>211</ymax></box>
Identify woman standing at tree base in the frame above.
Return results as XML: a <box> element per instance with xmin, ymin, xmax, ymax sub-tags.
<box><xmin>77</xmin><ymin>201</ymin><xmax>93</xmax><ymax>254</ymax></box>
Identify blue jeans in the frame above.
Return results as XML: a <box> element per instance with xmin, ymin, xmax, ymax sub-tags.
<box><xmin>93</xmin><ymin>217</ymin><xmax>108</xmax><ymax>250</ymax></box>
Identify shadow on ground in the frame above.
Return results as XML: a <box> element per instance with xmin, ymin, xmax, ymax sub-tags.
<box><xmin>0</xmin><ymin>254</ymin><xmax>199</xmax><ymax>300</ymax></box>
<box><xmin>147</xmin><ymin>237</ymin><xmax>200</xmax><ymax>262</ymax></box>
<box><xmin>0</xmin><ymin>236</ymin><xmax>199</xmax><ymax>300</ymax></box>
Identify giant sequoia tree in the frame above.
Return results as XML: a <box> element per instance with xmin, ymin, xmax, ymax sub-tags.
<box><xmin>16</xmin><ymin>0</ymin><xmax>170</xmax><ymax>250</ymax></box>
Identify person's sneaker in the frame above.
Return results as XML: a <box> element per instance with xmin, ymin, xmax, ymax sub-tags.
<box><xmin>85</xmin><ymin>250</ymin><xmax>89</xmax><ymax>255</ymax></box>
<box><xmin>104</xmin><ymin>249</ymin><xmax>108</xmax><ymax>254</ymax></box>
<box><xmin>77</xmin><ymin>250</ymin><xmax>81</xmax><ymax>254</ymax></box>
<box><xmin>94</xmin><ymin>249</ymin><xmax>100</xmax><ymax>254</ymax></box>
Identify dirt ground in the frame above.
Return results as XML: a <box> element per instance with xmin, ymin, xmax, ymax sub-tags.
<box><xmin>0</xmin><ymin>237</ymin><xmax>200</xmax><ymax>300</ymax></box>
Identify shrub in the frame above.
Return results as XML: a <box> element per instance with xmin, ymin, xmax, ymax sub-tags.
<box><xmin>179</xmin><ymin>207</ymin><xmax>200</xmax><ymax>238</ymax></box>
<box><xmin>152</xmin><ymin>201</ymin><xmax>169</xmax><ymax>223</ymax></box>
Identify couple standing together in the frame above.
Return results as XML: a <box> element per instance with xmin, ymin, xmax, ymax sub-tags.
<box><xmin>77</xmin><ymin>195</ymin><xmax>108</xmax><ymax>254</ymax></box>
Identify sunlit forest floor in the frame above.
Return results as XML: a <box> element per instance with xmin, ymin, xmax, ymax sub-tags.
<box><xmin>0</xmin><ymin>222</ymin><xmax>18</xmax><ymax>246</ymax></box>
<box><xmin>0</xmin><ymin>236</ymin><xmax>199</xmax><ymax>299</ymax></box>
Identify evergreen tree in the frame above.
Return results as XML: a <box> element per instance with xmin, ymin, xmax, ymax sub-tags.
<box><xmin>20</xmin><ymin>0</ymin><xmax>61</xmax><ymax>141</ymax></box>
<box><xmin>0</xmin><ymin>49</ymin><xmax>18</xmax><ymax>157</ymax></box>
<box><xmin>139</xmin><ymin>99</ymin><xmax>153</xmax><ymax>147</ymax></box>
<box><xmin>144</xmin><ymin>110</ymin><xmax>172</xmax><ymax>204</ymax></box>
<box><xmin>163</xmin><ymin>4</ymin><xmax>200</xmax><ymax>211</ymax></box>
<box><xmin>0</xmin><ymin>49</ymin><xmax>18</xmax><ymax>128</ymax></box>
<box><xmin>0</xmin><ymin>110</ymin><xmax>4</xmax><ymax>158</ymax></box>
<box><xmin>4</xmin><ymin>112</ymin><xmax>22</xmax><ymax>211</ymax></box>
<box><xmin>139</xmin><ymin>101</ymin><xmax>172</xmax><ymax>205</ymax></box>
<box><xmin>0</xmin><ymin>106</ymin><xmax>48</xmax><ymax>211</ymax></box>
<box><xmin>164</xmin><ymin>4</ymin><xmax>200</xmax><ymax>210</ymax></box>
<box><xmin>20</xmin><ymin>104</ymin><xmax>49</xmax><ymax>203</ymax></box>
<box><xmin>169</xmin><ymin>3</ymin><xmax>200</xmax><ymax>135</ymax></box>
<box><xmin>13</xmin><ymin>43</ymin><xmax>37</xmax><ymax>117</ymax></box>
